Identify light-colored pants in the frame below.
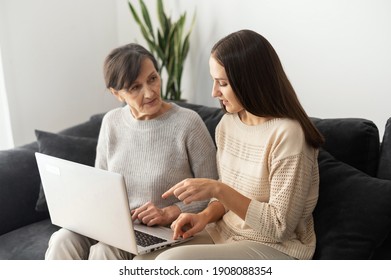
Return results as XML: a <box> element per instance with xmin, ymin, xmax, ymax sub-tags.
<box><xmin>45</xmin><ymin>228</ymin><xmax>132</xmax><ymax>260</ymax></box>
<box><xmin>45</xmin><ymin>228</ymin><xmax>213</xmax><ymax>260</ymax></box>
<box><xmin>45</xmin><ymin>228</ymin><xmax>294</xmax><ymax>260</ymax></box>
<box><xmin>155</xmin><ymin>240</ymin><xmax>295</xmax><ymax>260</ymax></box>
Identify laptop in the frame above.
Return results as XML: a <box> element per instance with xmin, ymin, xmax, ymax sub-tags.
<box><xmin>35</xmin><ymin>152</ymin><xmax>191</xmax><ymax>255</ymax></box>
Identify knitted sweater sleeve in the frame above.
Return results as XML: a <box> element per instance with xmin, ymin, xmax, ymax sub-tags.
<box><xmin>94</xmin><ymin>113</ymin><xmax>109</xmax><ymax>170</ymax></box>
<box><xmin>173</xmin><ymin>113</ymin><xmax>218</xmax><ymax>213</ymax></box>
<box><xmin>245</xmin><ymin>128</ymin><xmax>317</xmax><ymax>242</ymax></box>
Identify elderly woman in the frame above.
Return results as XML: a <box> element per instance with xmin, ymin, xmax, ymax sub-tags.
<box><xmin>45</xmin><ymin>43</ymin><xmax>218</xmax><ymax>260</ymax></box>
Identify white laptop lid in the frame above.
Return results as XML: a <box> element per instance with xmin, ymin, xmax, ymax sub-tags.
<box><xmin>35</xmin><ymin>152</ymin><xmax>188</xmax><ymax>255</ymax></box>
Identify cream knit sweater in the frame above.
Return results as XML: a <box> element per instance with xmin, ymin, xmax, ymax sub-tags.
<box><xmin>94</xmin><ymin>103</ymin><xmax>218</xmax><ymax>214</ymax></box>
<box><xmin>207</xmin><ymin>113</ymin><xmax>319</xmax><ymax>260</ymax></box>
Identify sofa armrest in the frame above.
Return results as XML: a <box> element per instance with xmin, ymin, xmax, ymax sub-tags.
<box><xmin>0</xmin><ymin>143</ymin><xmax>48</xmax><ymax>235</ymax></box>
<box><xmin>378</xmin><ymin>117</ymin><xmax>391</xmax><ymax>180</ymax></box>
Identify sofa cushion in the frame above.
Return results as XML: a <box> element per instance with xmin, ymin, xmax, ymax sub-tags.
<box><xmin>0</xmin><ymin>147</ymin><xmax>48</xmax><ymax>235</ymax></box>
<box><xmin>0</xmin><ymin>219</ymin><xmax>59</xmax><ymax>260</ymax></box>
<box><xmin>311</xmin><ymin>118</ymin><xmax>380</xmax><ymax>176</ymax></box>
<box><xmin>58</xmin><ymin>113</ymin><xmax>104</xmax><ymax>138</ymax></box>
<box><xmin>34</xmin><ymin>130</ymin><xmax>98</xmax><ymax>212</ymax></box>
<box><xmin>313</xmin><ymin>149</ymin><xmax>391</xmax><ymax>259</ymax></box>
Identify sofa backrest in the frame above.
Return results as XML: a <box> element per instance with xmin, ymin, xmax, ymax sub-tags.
<box><xmin>311</xmin><ymin>117</ymin><xmax>380</xmax><ymax>176</ymax></box>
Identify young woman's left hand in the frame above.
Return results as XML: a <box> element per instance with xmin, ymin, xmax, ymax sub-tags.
<box><xmin>162</xmin><ymin>178</ymin><xmax>219</xmax><ymax>204</ymax></box>
<box><xmin>170</xmin><ymin>212</ymin><xmax>209</xmax><ymax>240</ymax></box>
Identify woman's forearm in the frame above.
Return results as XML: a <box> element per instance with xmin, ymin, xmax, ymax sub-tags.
<box><xmin>214</xmin><ymin>182</ymin><xmax>252</xmax><ymax>220</ymax></box>
<box><xmin>199</xmin><ymin>200</ymin><xmax>226</xmax><ymax>223</ymax></box>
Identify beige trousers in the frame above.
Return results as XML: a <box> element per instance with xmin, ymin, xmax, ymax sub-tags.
<box><xmin>45</xmin><ymin>228</ymin><xmax>132</xmax><ymax>260</ymax></box>
<box><xmin>45</xmin><ymin>228</ymin><xmax>294</xmax><ymax>260</ymax></box>
<box><xmin>44</xmin><ymin>228</ymin><xmax>214</xmax><ymax>260</ymax></box>
<box><xmin>155</xmin><ymin>240</ymin><xmax>295</xmax><ymax>260</ymax></box>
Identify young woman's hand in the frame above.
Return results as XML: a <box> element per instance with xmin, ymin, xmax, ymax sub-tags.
<box><xmin>131</xmin><ymin>202</ymin><xmax>180</xmax><ymax>226</ymax></box>
<box><xmin>170</xmin><ymin>212</ymin><xmax>208</xmax><ymax>240</ymax></box>
<box><xmin>162</xmin><ymin>178</ymin><xmax>220</xmax><ymax>204</ymax></box>
<box><xmin>163</xmin><ymin>178</ymin><xmax>252</xmax><ymax>221</ymax></box>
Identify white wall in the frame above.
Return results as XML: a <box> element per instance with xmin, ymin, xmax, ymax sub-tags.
<box><xmin>0</xmin><ymin>45</ymin><xmax>14</xmax><ymax>149</ymax></box>
<box><xmin>0</xmin><ymin>0</ymin><xmax>121</xmax><ymax>147</ymax></box>
<box><xmin>117</xmin><ymin>0</ymin><xmax>391</xmax><ymax>138</ymax></box>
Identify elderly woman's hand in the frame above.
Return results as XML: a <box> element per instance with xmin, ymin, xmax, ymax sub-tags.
<box><xmin>131</xmin><ymin>202</ymin><xmax>181</xmax><ymax>227</ymax></box>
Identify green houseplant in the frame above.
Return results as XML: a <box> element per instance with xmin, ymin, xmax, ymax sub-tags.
<box><xmin>127</xmin><ymin>0</ymin><xmax>195</xmax><ymax>100</ymax></box>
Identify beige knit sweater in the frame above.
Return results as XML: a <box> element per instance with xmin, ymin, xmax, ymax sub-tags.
<box><xmin>207</xmin><ymin>113</ymin><xmax>319</xmax><ymax>260</ymax></box>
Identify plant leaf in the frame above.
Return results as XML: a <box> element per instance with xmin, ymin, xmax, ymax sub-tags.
<box><xmin>139</xmin><ymin>0</ymin><xmax>154</xmax><ymax>41</ymax></box>
<box><xmin>157</xmin><ymin>0</ymin><xmax>167</xmax><ymax>32</ymax></box>
<box><xmin>128</xmin><ymin>0</ymin><xmax>196</xmax><ymax>100</ymax></box>
<box><xmin>128</xmin><ymin>0</ymin><xmax>142</xmax><ymax>26</ymax></box>
<box><xmin>128</xmin><ymin>0</ymin><xmax>153</xmax><ymax>43</ymax></box>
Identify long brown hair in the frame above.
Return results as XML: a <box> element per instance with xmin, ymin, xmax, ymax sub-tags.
<box><xmin>211</xmin><ymin>29</ymin><xmax>324</xmax><ymax>148</ymax></box>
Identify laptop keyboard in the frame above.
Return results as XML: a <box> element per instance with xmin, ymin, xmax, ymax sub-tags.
<box><xmin>134</xmin><ymin>229</ymin><xmax>167</xmax><ymax>247</ymax></box>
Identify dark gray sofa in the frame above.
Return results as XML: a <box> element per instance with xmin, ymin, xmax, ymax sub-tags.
<box><xmin>1</xmin><ymin>101</ymin><xmax>391</xmax><ymax>260</ymax></box>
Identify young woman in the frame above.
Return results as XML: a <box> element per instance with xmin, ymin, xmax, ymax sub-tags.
<box><xmin>155</xmin><ymin>29</ymin><xmax>324</xmax><ymax>260</ymax></box>
<box><xmin>45</xmin><ymin>43</ymin><xmax>218</xmax><ymax>260</ymax></box>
